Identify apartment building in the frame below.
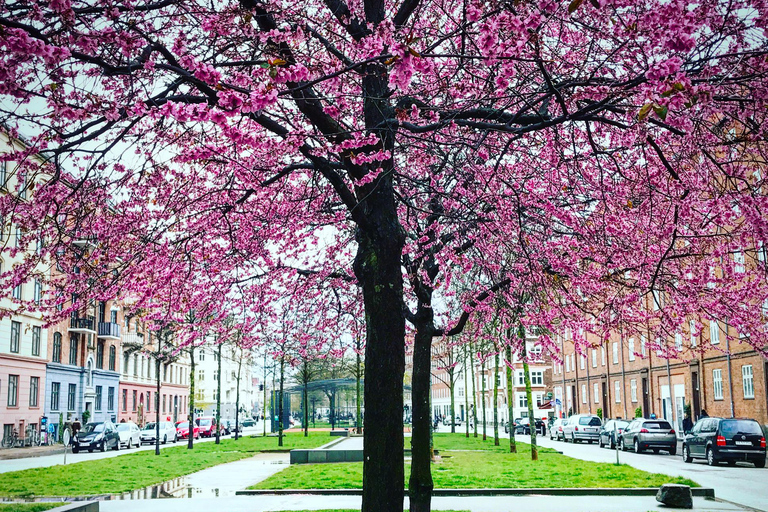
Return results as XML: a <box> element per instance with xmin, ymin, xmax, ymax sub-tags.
<box><xmin>0</xmin><ymin>131</ymin><xmax>50</xmax><ymax>442</ymax></box>
<box><xmin>194</xmin><ymin>340</ymin><xmax>252</xmax><ymax>420</ymax></box>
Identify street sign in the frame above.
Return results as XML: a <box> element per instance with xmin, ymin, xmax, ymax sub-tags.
<box><xmin>62</xmin><ymin>428</ymin><xmax>71</xmax><ymax>466</ymax></box>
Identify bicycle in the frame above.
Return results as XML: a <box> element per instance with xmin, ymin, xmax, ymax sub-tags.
<box><xmin>1</xmin><ymin>429</ymin><xmax>20</xmax><ymax>449</ymax></box>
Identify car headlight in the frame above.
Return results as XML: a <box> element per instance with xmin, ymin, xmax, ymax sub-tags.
<box><xmin>95</xmin><ymin>433</ymin><xmax>103</xmax><ymax>441</ymax></box>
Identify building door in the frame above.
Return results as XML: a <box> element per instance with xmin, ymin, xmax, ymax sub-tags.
<box><xmin>691</xmin><ymin>371</ymin><xmax>701</xmax><ymax>419</ymax></box>
<box><xmin>601</xmin><ymin>382</ymin><xmax>608</xmax><ymax>417</ymax></box>
<box><xmin>642</xmin><ymin>378</ymin><xmax>649</xmax><ymax>416</ymax></box>
<box><xmin>570</xmin><ymin>386</ymin><xmax>576</xmax><ymax>415</ymax></box>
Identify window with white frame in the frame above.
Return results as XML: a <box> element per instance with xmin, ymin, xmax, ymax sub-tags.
<box><xmin>518</xmin><ymin>393</ymin><xmax>527</xmax><ymax>408</ymax></box>
<box><xmin>675</xmin><ymin>332</ymin><xmax>683</xmax><ymax>351</ymax></box>
<box><xmin>652</xmin><ymin>289</ymin><xmax>664</xmax><ymax>310</ymax></box>
<box><xmin>531</xmin><ymin>371</ymin><xmax>543</xmax><ymax>385</ymax></box>
<box><xmin>612</xmin><ymin>342</ymin><xmax>619</xmax><ymax>364</ymax></box>
<box><xmin>581</xmin><ymin>384</ymin><xmax>587</xmax><ymax>404</ymax></box>
<box><xmin>742</xmin><ymin>365</ymin><xmax>754</xmax><ymax>399</ymax></box>
<box><xmin>628</xmin><ymin>338</ymin><xmax>635</xmax><ymax>361</ymax></box>
<box><xmin>601</xmin><ymin>346</ymin><xmax>606</xmax><ymax>365</ymax></box>
<box><xmin>758</xmin><ymin>241</ymin><xmax>766</xmax><ymax>263</ymax></box>
<box><xmin>516</xmin><ymin>371</ymin><xmax>525</xmax><ymax>386</ymax></box>
<box><xmin>593</xmin><ymin>383</ymin><xmax>599</xmax><ymax>403</ymax></box>
<box><xmin>565</xmin><ymin>356</ymin><xmax>570</xmax><ymax>373</ymax></box>
<box><xmin>614</xmin><ymin>380</ymin><xmax>621</xmax><ymax>402</ymax></box>
<box><xmin>580</xmin><ymin>354</ymin><xmax>585</xmax><ymax>370</ymax></box>
<box><xmin>734</xmin><ymin>250</ymin><xmax>745</xmax><ymax>273</ymax></box>
<box><xmin>689</xmin><ymin>320</ymin><xmax>697</xmax><ymax>346</ymax></box>
<box><xmin>713</xmin><ymin>369</ymin><xmax>723</xmax><ymax>400</ymax></box>
<box><xmin>641</xmin><ymin>335</ymin><xmax>647</xmax><ymax>357</ymax></box>
<box><xmin>630</xmin><ymin>379</ymin><xmax>638</xmax><ymax>402</ymax></box>
<box><xmin>591</xmin><ymin>349</ymin><xmax>597</xmax><ymax>368</ymax></box>
<box><xmin>710</xmin><ymin>320</ymin><xmax>720</xmax><ymax>344</ymax></box>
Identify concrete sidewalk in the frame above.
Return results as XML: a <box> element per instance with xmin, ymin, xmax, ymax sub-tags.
<box><xmin>0</xmin><ymin>443</ymin><xmax>65</xmax><ymax>460</ymax></box>
<box><xmin>99</xmin><ymin>494</ymin><xmax>746</xmax><ymax>512</ymax></box>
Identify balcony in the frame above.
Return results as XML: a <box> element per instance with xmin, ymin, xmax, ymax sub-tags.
<box><xmin>69</xmin><ymin>315</ymin><xmax>96</xmax><ymax>334</ymax></box>
<box><xmin>98</xmin><ymin>322</ymin><xmax>121</xmax><ymax>340</ymax></box>
<box><xmin>122</xmin><ymin>332</ymin><xmax>145</xmax><ymax>349</ymax></box>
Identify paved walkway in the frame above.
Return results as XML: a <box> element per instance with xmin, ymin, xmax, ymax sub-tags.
<box><xmin>99</xmin><ymin>494</ymin><xmax>745</xmax><ymax>512</ymax></box>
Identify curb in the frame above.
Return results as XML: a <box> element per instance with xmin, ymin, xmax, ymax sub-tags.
<box><xmin>236</xmin><ymin>487</ymin><xmax>715</xmax><ymax>498</ymax></box>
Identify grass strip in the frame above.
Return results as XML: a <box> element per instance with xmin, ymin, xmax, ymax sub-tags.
<box><xmin>0</xmin><ymin>504</ymin><xmax>62</xmax><ymax>512</ymax></box>
<box><xmin>0</xmin><ymin>432</ymin><xmax>327</xmax><ymax>498</ymax></box>
<box><xmin>254</xmin><ymin>434</ymin><xmax>698</xmax><ymax>490</ymax></box>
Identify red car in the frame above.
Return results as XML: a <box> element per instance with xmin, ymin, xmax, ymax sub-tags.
<box><xmin>175</xmin><ymin>421</ymin><xmax>200</xmax><ymax>439</ymax></box>
<box><xmin>195</xmin><ymin>417</ymin><xmax>219</xmax><ymax>438</ymax></box>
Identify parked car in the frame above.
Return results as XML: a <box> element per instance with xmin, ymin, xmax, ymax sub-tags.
<box><xmin>220</xmin><ymin>418</ymin><xmax>243</xmax><ymax>435</ymax></box>
<box><xmin>598</xmin><ymin>419</ymin><xmax>630</xmax><ymax>449</ymax></box>
<box><xmin>195</xmin><ymin>417</ymin><xmax>219</xmax><ymax>438</ymax></box>
<box><xmin>512</xmin><ymin>418</ymin><xmax>546</xmax><ymax>436</ymax></box>
<box><xmin>442</xmin><ymin>417</ymin><xmax>462</xmax><ymax>427</ymax></box>
<box><xmin>619</xmin><ymin>418</ymin><xmax>677</xmax><ymax>454</ymax></box>
<box><xmin>682</xmin><ymin>417</ymin><xmax>766</xmax><ymax>467</ymax></box>
<box><xmin>562</xmin><ymin>414</ymin><xmax>602</xmax><ymax>443</ymax></box>
<box><xmin>550</xmin><ymin>418</ymin><xmax>567</xmax><ymax>441</ymax></box>
<box><xmin>73</xmin><ymin>421</ymin><xmax>121</xmax><ymax>453</ymax></box>
<box><xmin>140</xmin><ymin>421</ymin><xmax>177</xmax><ymax>445</ymax></box>
<box><xmin>175</xmin><ymin>421</ymin><xmax>200</xmax><ymax>440</ymax></box>
<box><xmin>116</xmin><ymin>421</ymin><xmax>141</xmax><ymax>449</ymax></box>
<box><xmin>242</xmin><ymin>418</ymin><xmax>256</xmax><ymax>428</ymax></box>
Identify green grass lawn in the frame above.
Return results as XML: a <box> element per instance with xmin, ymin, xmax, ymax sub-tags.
<box><xmin>0</xmin><ymin>432</ymin><xmax>327</xmax><ymax>498</ymax></box>
<box><xmin>253</xmin><ymin>434</ymin><xmax>698</xmax><ymax>490</ymax></box>
<box><xmin>0</xmin><ymin>504</ymin><xmax>62</xmax><ymax>512</ymax></box>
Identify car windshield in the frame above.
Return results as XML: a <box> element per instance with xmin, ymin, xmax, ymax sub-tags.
<box><xmin>643</xmin><ymin>421</ymin><xmax>672</xmax><ymax>430</ymax></box>
<box><xmin>116</xmin><ymin>424</ymin><xmax>131</xmax><ymax>431</ymax></box>
<box><xmin>579</xmin><ymin>417</ymin><xmax>601</xmax><ymax>426</ymax></box>
<box><xmin>143</xmin><ymin>423</ymin><xmax>156</xmax><ymax>430</ymax></box>
<box><xmin>720</xmin><ymin>420</ymin><xmax>762</xmax><ymax>436</ymax></box>
<box><xmin>83</xmin><ymin>423</ymin><xmax>105</xmax><ymax>433</ymax></box>
<box><xmin>177</xmin><ymin>422</ymin><xmax>189</xmax><ymax>428</ymax></box>
<box><xmin>199</xmin><ymin>419</ymin><xmax>212</xmax><ymax>426</ymax></box>
<box><xmin>615</xmin><ymin>420</ymin><xmax>629</xmax><ymax>428</ymax></box>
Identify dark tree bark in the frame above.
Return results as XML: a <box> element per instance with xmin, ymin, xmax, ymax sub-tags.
<box><xmin>409</xmin><ymin>319</ymin><xmax>435</xmax><ymax>512</ymax></box>
<box><xmin>216</xmin><ymin>341</ymin><xmax>222</xmax><ymax>444</ymax></box>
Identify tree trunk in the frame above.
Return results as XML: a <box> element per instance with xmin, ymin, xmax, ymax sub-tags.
<box><xmin>155</xmin><ymin>355</ymin><xmax>161</xmax><ymax>456</ymax></box>
<box><xmin>356</xmin><ymin>341</ymin><xmax>362</xmax><ymax>434</ymax></box>
<box><xmin>216</xmin><ymin>341</ymin><xmax>222</xmax><ymax>445</ymax></box>
<box><xmin>235</xmin><ymin>347</ymin><xmax>242</xmax><ymax>441</ymax></box>
<box><xmin>408</xmin><ymin>322</ymin><xmax>434</xmax><ymax>512</ymax></box>
<box><xmin>303</xmin><ymin>370</ymin><xmax>309</xmax><ymax>438</ymax></box>
<box><xmin>481</xmin><ymin>358</ymin><xmax>487</xmax><ymax>441</ymax></box>
<box><xmin>188</xmin><ymin>346</ymin><xmax>195</xmax><ymax>450</ymax></box>
<box><xmin>493</xmin><ymin>350</ymin><xmax>500</xmax><ymax>446</ymax></box>
<box><xmin>450</xmin><ymin>369</ymin><xmax>456</xmax><ymax>434</ymax></box>
<box><xmin>505</xmin><ymin>345</ymin><xmax>517</xmax><ymax>453</ymax></box>
<box><xmin>470</xmin><ymin>342</ymin><xmax>477</xmax><ymax>438</ymax></box>
<box><xmin>263</xmin><ymin>352</ymin><xmax>268</xmax><ymax>437</ymax></box>
<box><xmin>464</xmin><ymin>348</ymin><xmax>469</xmax><ymax>438</ymax></box>
<box><xmin>521</xmin><ymin>331</ymin><xmax>538</xmax><ymax>461</ymax></box>
<box><xmin>354</xmin><ymin>185</ymin><xmax>406</xmax><ymax>512</ymax></box>
<box><xmin>278</xmin><ymin>358</ymin><xmax>284</xmax><ymax>447</ymax></box>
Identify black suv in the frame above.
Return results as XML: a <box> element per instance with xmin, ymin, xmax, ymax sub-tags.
<box><xmin>682</xmin><ymin>417</ymin><xmax>766</xmax><ymax>467</ymax></box>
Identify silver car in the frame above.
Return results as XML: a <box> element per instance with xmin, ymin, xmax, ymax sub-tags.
<box><xmin>619</xmin><ymin>418</ymin><xmax>677</xmax><ymax>455</ymax></box>
<box><xmin>116</xmin><ymin>422</ymin><xmax>141</xmax><ymax>449</ymax></box>
<box><xmin>140</xmin><ymin>421</ymin><xmax>177</xmax><ymax>445</ymax></box>
<box><xmin>562</xmin><ymin>414</ymin><xmax>602</xmax><ymax>443</ymax></box>
<box><xmin>550</xmin><ymin>418</ymin><xmax>567</xmax><ymax>441</ymax></box>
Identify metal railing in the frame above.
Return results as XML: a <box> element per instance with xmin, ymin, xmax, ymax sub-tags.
<box><xmin>98</xmin><ymin>322</ymin><xmax>120</xmax><ymax>338</ymax></box>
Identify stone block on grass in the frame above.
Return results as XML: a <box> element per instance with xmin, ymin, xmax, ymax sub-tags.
<box><xmin>656</xmin><ymin>483</ymin><xmax>693</xmax><ymax>509</ymax></box>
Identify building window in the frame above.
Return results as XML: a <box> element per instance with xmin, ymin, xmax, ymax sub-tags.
<box><xmin>12</xmin><ymin>283</ymin><xmax>21</xmax><ymax>300</ymax></box>
<box><xmin>67</xmin><ymin>383</ymin><xmax>76</xmax><ymax>410</ymax></box>
<box><xmin>146</xmin><ymin>391</ymin><xmax>151</xmax><ymax>413</ymax></box>
<box><xmin>29</xmin><ymin>376</ymin><xmax>39</xmax><ymax>407</ymax></box>
<box><xmin>133</xmin><ymin>354</ymin><xmax>138</xmax><ymax>376</ymax></box>
<box><xmin>10</xmin><ymin>321</ymin><xmax>20</xmax><ymax>353</ymax></box>
<box><xmin>51</xmin><ymin>382</ymin><xmax>60</xmax><ymax>411</ymax></box>
<box><xmin>612</xmin><ymin>342</ymin><xmax>619</xmax><ymax>364</ymax></box>
<box><xmin>652</xmin><ymin>289</ymin><xmax>664</xmax><ymax>310</ymax></box>
<box><xmin>132</xmin><ymin>390</ymin><xmax>137</xmax><ymax>411</ymax></box>
<box><xmin>123</xmin><ymin>352</ymin><xmax>130</xmax><ymax>375</ymax></box>
<box><xmin>581</xmin><ymin>384</ymin><xmax>587</xmax><ymax>404</ymax></box>
<box><xmin>742</xmin><ymin>365</ymin><xmax>754</xmax><ymax>399</ymax></box>
<box><xmin>199</xmin><ymin>350</ymin><xmax>205</xmax><ymax>361</ymax></box>
<box><xmin>710</xmin><ymin>320</ymin><xmax>720</xmax><ymax>344</ymax></box>
<box><xmin>614</xmin><ymin>380</ymin><xmax>621</xmax><ymax>402</ymax></box>
<box><xmin>0</xmin><ymin>160</ymin><xmax>6</xmax><ymax>187</ymax></box>
<box><xmin>689</xmin><ymin>320</ymin><xmax>697</xmax><ymax>346</ymax></box>
<box><xmin>7</xmin><ymin>375</ymin><xmax>18</xmax><ymax>407</ymax></box>
<box><xmin>580</xmin><ymin>354</ymin><xmax>585</xmax><ymax>370</ymax></box>
<box><xmin>122</xmin><ymin>389</ymin><xmax>127</xmax><ymax>411</ymax></box>
<box><xmin>674</xmin><ymin>333</ymin><xmax>683</xmax><ymax>351</ymax></box>
<box><xmin>109</xmin><ymin>346</ymin><xmax>116</xmax><ymax>371</ymax></box>
<box><xmin>630</xmin><ymin>379</ymin><xmax>638</xmax><ymax>402</ymax></box>
<box><xmin>628</xmin><ymin>338</ymin><xmax>635</xmax><ymax>361</ymax></box>
<box><xmin>34</xmin><ymin>279</ymin><xmax>42</xmax><ymax>304</ymax></box>
<box><xmin>69</xmin><ymin>336</ymin><xmax>78</xmax><ymax>365</ymax></box>
<box><xmin>531</xmin><ymin>371</ymin><xmax>543</xmax><ymax>385</ymax></box>
<box><xmin>52</xmin><ymin>333</ymin><xmax>62</xmax><ymax>363</ymax></box>
<box><xmin>591</xmin><ymin>349</ymin><xmax>597</xmax><ymax>368</ymax></box>
<box><xmin>162</xmin><ymin>394</ymin><xmax>166</xmax><ymax>414</ymax></box>
<box><xmin>518</xmin><ymin>394</ymin><xmax>527</xmax><ymax>408</ymax></box>
<box><xmin>108</xmin><ymin>387</ymin><xmax>115</xmax><ymax>411</ymax></box>
<box><xmin>95</xmin><ymin>386</ymin><xmax>102</xmax><ymax>411</ymax></box>
<box><xmin>734</xmin><ymin>250</ymin><xmax>745</xmax><ymax>273</ymax></box>
<box><xmin>641</xmin><ymin>335</ymin><xmax>647</xmax><ymax>357</ymax></box>
<box><xmin>565</xmin><ymin>356</ymin><xmax>570</xmax><ymax>373</ymax></box>
<box><xmin>198</xmin><ymin>370</ymin><xmax>204</xmax><ymax>381</ymax></box>
<box><xmin>601</xmin><ymin>346</ymin><xmax>606</xmax><ymax>366</ymax></box>
<box><xmin>713</xmin><ymin>369</ymin><xmax>724</xmax><ymax>400</ymax></box>
<box><xmin>96</xmin><ymin>341</ymin><xmax>104</xmax><ymax>369</ymax></box>
<box><xmin>593</xmin><ymin>383</ymin><xmax>599</xmax><ymax>404</ymax></box>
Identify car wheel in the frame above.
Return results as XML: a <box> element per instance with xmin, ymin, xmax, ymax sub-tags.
<box><xmin>652</xmin><ymin>448</ymin><xmax>660</xmax><ymax>454</ymax></box>
<box><xmin>598</xmin><ymin>437</ymin><xmax>603</xmax><ymax>448</ymax></box>
<box><xmin>72</xmin><ymin>446</ymin><xmax>79</xmax><ymax>454</ymax></box>
<box><xmin>634</xmin><ymin>439</ymin><xmax>642</xmax><ymax>454</ymax></box>
<box><xmin>163</xmin><ymin>435</ymin><xmax>167</xmax><ymax>445</ymax></box>
<box><xmin>753</xmin><ymin>458</ymin><xmax>765</xmax><ymax>468</ymax></box>
<box><xmin>726</xmin><ymin>460</ymin><xmax>736</xmax><ymax>466</ymax></box>
<box><xmin>668</xmin><ymin>446</ymin><xmax>677</xmax><ymax>456</ymax></box>
<box><xmin>707</xmin><ymin>447</ymin><xmax>717</xmax><ymax>466</ymax></box>
<box><xmin>682</xmin><ymin>444</ymin><xmax>692</xmax><ymax>463</ymax></box>
<box><xmin>101</xmin><ymin>441</ymin><xmax>107</xmax><ymax>452</ymax></box>
<box><xmin>619</xmin><ymin>438</ymin><xmax>625</xmax><ymax>451</ymax></box>
<box><xmin>571</xmin><ymin>434</ymin><xmax>576</xmax><ymax>443</ymax></box>
<box><xmin>115</xmin><ymin>440</ymin><xmax>120</xmax><ymax>451</ymax></box>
